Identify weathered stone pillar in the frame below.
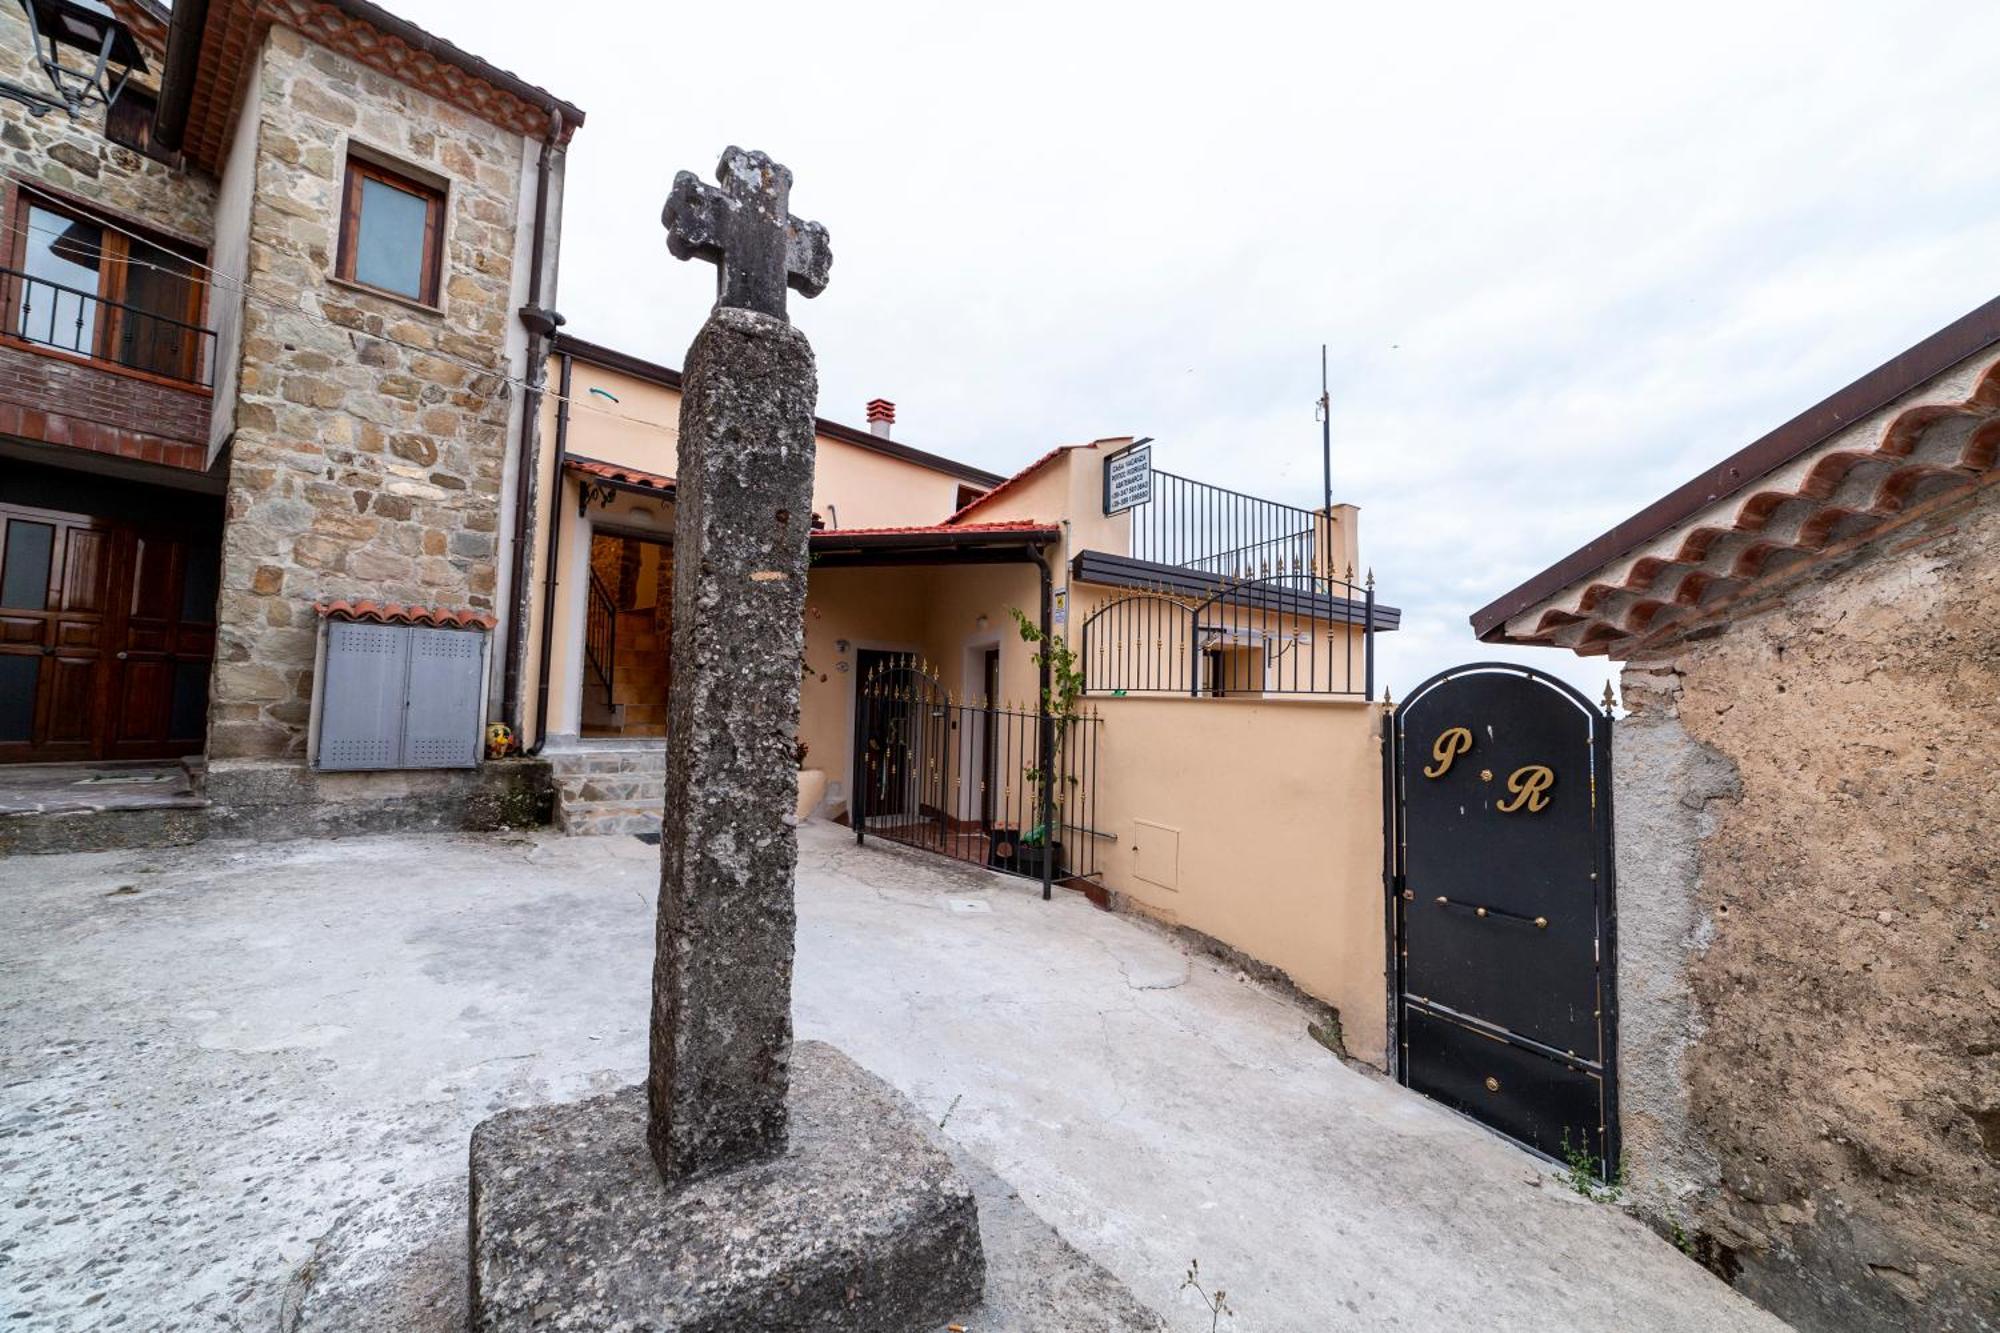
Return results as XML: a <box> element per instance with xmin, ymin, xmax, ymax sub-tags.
<box><xmin>469</xmin><ymin>150</ymin><xmax>989</xmax><ymax>1333</ymax></box>
<box><xmin>647</xmin><ymin>304</ymin><xmax>817</xmax><ymax>1180</ymax></box>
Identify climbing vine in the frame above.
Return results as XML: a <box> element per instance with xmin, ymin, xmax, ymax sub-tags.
<box><xmin>1007</xmin><ymin>606</ymin><xmax>1085</xmax><ymax>846</ymax></box>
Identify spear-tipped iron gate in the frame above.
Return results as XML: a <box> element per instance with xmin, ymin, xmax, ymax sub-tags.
<box><xmin>853</xmin><ymin>654</ymin><xmax>1101</xmax><ymax>898</ymax></box>
<box><xmin>1386</xmin><ymin>662</ymin><xmax>1619</xmax><ymax>1176</ymax></box>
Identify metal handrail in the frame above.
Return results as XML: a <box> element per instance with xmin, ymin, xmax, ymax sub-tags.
<box><xmin>2</xmin><ymin>265</ymin><xmax>214</xmax><ymax>387</ymax></box>
<box><xmin>1128</xmin><ymin>469</ymin><xmax>1329</xmax><ymax>578</ymax></box>
<box><xmin>585</xmin><ymin>572</ymin><xmax>617</xmax><ymax>707</ymax></box>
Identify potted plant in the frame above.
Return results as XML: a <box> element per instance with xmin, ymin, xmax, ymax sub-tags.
<box><xmin>794</xmin><ymin>738</ymin><xmax>827</xmax><ymax>823</ymax></box>
<box><xmin>1005</xmin><ymin>607</ymin><xmax>1085</xmax><ymax>881</ymax></box>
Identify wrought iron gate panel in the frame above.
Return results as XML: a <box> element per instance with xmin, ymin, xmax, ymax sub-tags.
<box><xmin>1389</xmin><ymin>662</ymin><xmax>1617</xmax><ymax>1175</ymax></box>
<box><xmin>854</xmin><ymin>655</ymin><xmax>1101</xmax><ymax>886</ymax></box>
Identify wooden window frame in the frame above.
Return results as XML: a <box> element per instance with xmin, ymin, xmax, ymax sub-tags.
<box><xmin>3</xmin><ymin>185</ymin><xmax>208</xmax><ymax>382</ymax></box>
<box><xmin>336</xmin><ymin>156</ymin><xmax>445</xmax><ymax>307</ymax></box>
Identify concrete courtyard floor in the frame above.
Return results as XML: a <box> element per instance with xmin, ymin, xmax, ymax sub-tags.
<box><xmin>0</xmin><ymin>823</ymin><xmax>1787</xmax><ymax>1332</ymax></box>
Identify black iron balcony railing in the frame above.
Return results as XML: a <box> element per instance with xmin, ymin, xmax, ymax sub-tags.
<box><xmin>2</xmin><ymin>266</ymin><xmax>214</xmax><ymax>387</ymax></box>
<box><xmin>1129</xmin><ymin>468</ymin><xmax>1326</xmax><ymax>580</ymax></box>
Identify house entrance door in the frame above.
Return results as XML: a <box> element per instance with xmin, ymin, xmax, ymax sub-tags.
<box><xmin>1388</xmin><ymin>662</ymin><xmax>1618</xmax><ymax>1176</ymax></box>
<box><xmin>0</xmin><ymin>500</ymin><xmax>217</xmax><ymax>764</ymax></box>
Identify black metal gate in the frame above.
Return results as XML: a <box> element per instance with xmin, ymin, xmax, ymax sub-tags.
<box><xmin>1387</xmin><ymin>662</ymin><xmax>1618</xmax><ymax>1176</ymax></box>
<box><xmin>853</xmin><ymin>655</ymin><xmax>1101</xmax><ymax>893</ymax></box>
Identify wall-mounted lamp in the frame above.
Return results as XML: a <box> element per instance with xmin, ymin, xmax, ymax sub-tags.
<box><xmin>12</xmin><ymin>0</ymin><xmax>145</xmax><ymax>118</ymax></box>
<box><xmin>974</xmin><ymin>614</ymin><xmax>989</xmax><ymax>632</ymax></box>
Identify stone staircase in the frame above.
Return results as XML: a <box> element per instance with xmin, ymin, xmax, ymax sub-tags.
<box><xmin>546</xmin><ymin>742</ymin><xmax>665</xmax><ymax>837</ymax></box>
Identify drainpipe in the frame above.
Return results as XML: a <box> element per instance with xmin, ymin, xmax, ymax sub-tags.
<box><xmin>503</xmin><ymin>112</ymin><xmax>564</xmax><ymax>741</ymax></box>
<box><xmin>528</xmin><ymin>351</ymin><xmax>573</xmax><ymax>754</ymax></box>
<box><xmin>1031</xmin><ymin>543</ymin><xmax>1055</xmax><ymax>902</ymax></box>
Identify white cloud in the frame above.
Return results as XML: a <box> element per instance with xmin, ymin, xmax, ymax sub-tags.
<box><xmin>398</xmin><ymin>0</ymin><xmax>2000</xmax><ymax>698</ymax></box>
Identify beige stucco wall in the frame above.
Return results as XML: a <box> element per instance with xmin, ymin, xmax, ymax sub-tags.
<box><xmin>1612</xmin><ymin>486</ymin><xmax>1999</xmax><ymax>1330</ymax></box>
<box><xmin>517</xmin><ymin>352</ymin><xmax>986</xmax><ymax>743</ymax></box>
<box><xmin>1090</xmin><ymin>696</ymin><xmax>1388</xmax><ymax>1066</ymax></box>
<box><xmin>799</xmin><ymin>563</ymin><xmax>1043</xmax><ymax>814</ymax></box>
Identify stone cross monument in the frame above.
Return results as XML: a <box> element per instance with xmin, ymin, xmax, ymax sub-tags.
<box><xmin>648</xmin><ymin>145</ymin><xmax>829</xmax><ymax>1181</ymax></box>
<box><xmin>466</xmin><ymin>149</ymin><xmax>985</xmax><ymax>1331</ymax></box>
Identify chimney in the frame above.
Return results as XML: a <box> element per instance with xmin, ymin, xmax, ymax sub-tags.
<box><xmin>865</xmin><ymin>398</ymin><xmax>895</xmax><ymax>439</ymax></box>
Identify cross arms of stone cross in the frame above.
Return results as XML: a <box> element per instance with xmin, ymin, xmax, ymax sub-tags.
<box><xmin>662</xmin><ymin>146</ymin><xmax>832</xmax><ymax>321</ymax></box>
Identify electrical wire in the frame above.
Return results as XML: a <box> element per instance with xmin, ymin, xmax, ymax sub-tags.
<box><xmin>0</xmin><ymin>193</ymin><xmax>687</xmax><ymax>440</ymax></box>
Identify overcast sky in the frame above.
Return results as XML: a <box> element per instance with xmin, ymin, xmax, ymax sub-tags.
<box><xmin>398</xmin><ymin>0</ymin><xmax>2000</xmax><ymax>699</ymax></box>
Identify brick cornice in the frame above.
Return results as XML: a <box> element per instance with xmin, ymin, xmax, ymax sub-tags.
<box><xmin>176</xmin><ymin>0</ymin><xmax>583</xmax><ymax>173</ymax></box>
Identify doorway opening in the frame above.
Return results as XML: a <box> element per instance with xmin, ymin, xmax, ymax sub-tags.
<box><xmin>581</xmin><ymin>529</ymin><xmax>672</xmax><ymax>738</ymax></box>
<box><xmin>0</xmin><ymin>460</ymin><xmax>221</xmax><ymax>764</ymax></box>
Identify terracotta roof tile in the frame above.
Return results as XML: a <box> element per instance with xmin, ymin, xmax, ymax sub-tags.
<box><xmin>813</xmin><ymin>520</ymin><xmax>1059</xmax><ymax>538</ymax></box>
<box><xmin>567</xmin><ymin>457</ymin><xmax>675</xmax><ymax>492</ymax></box>
<box><xmin>315</xmin><ymin>600</ymin><xmax>497</xmax><ymax>630</ymax></box>
<box><xmin>1477</xmin><ymin>343</ymin><xmax>2000</xmax><ymax>656</ymax></box>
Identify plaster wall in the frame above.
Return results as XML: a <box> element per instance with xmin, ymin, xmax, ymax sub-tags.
<box><xmin>204</xmin><ymin>45</ymin><xmax>264</xmax><ymax>462</ymax></box>
<box><xmin>517</xmin><ymin>354</ymin><xmax>983</xmax><ymax>744</ymax></box>
<box><xmin>1613</xmin><ymin>487</ymin><xmax>2000</xmax><ymax>1331</ymax></box>
<box><xmin>1090</xmin><ymin>695</ymin><xmax>1389</xmax><ymax>1066</ymax></box>
<box><xmin>956</xmin><ymin>441</ymin><xmax>1131</xmax><ymax>571</ymax></box>
<box><xmin>799</xmin><ymin>563</ymin><xmax>1043</xmax><ymax>818</ymax></box>
<box><xmin>542</xmin><ymin>354</ymin><xmax>968</xmax><ymax>526</ymax></box>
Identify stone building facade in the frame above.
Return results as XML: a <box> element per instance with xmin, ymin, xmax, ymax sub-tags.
<box><xmin>1474</xmin><ymin>300</ymin><xmax>2000</xmax><ymax>1331</ymax></box>
<box><xmin>212</xmin><ymin>24</ymin><xmax>540</xmax><ymax>762</ymax></box>
<box><xmin>0</xmin><ymin>0</ymin><xmax>580</xmax><ymax>833</ymax></box>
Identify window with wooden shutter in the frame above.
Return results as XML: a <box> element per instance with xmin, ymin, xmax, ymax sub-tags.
<box><xmin>335</xmin><ymin>157</ymin><xmax>445</xmax><ymax>305</ymax></box>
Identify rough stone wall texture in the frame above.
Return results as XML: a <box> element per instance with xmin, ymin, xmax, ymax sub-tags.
<box><xmin>648</xmin><ymin>307</ymin><xmax>818</xmax><ymax>1182</ymax></box>
<box><xmin>0</xmin><ymin>7</ymin><xmax>215</xmax><ymax>245</ymax></box>
<box><xmin>1616</xmin><ymin>485</ymin><xmax>1999</xmax><ymax>1332</ymax></box>
<box><xmin>211</xmin><ymin>25</ymin><xmax>527</xmax><ymax>760</ymax></box>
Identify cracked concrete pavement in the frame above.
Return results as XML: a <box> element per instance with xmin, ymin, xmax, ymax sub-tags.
<box><xmin>0</xmin><ymin>823</ymin><xmax>1788</xmax><ymax>1331</ymax></box>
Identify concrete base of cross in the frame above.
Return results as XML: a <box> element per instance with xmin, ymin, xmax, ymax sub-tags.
<box><xmin>467</xmin><ymin>1041</ymin><xmax>984</xmax><ymax>1331</ymax></box>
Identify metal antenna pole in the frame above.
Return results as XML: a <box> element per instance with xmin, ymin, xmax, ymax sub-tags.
<box><xmin>1318</xmin><ymin>344</ymin><xmax>1333</xmax><ymax>582</ymax></box>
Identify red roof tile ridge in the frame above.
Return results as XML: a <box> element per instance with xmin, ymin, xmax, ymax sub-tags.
<box><xmin>315</xmin><ymin>600</ymin><xmax>498</xmax><ymax>630</ymax></box>
<box><xmin>567</xmin><ymin>457</ymin><xmax>676</xmax><ymax>489</ymax></box>
<box><xmin>812</xmin><ymin>520</ymin><xmax>1059</xmax><ymax>538</ymax></box>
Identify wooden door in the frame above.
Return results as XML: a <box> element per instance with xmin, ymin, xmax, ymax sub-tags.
<box><xmin>0</xmin><ymin>503</ymin><xmax>215</xmax><ymax>763</ymax></box>
<box><xmin>0</xmin><ymin>503</ymin><xmax>117</xmax><ymax>763</ymax></box>
<box><xmin>104</xmin><ymin>527</ymin><xmax>216</xmax><ymax>759</ymax></box>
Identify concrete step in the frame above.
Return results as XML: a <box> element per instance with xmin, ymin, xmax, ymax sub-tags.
<box><xmin>546</xmin><ymin>743</ymin><xmax>668</xmax><ymax>837</ymax></box>
<box><xmin>545</xmin><ymin>747</ymin><xmax>666</xmax><ymax>778</ymax></box>
<box><xmin>555</xmin><ymin>772</ymin><xmax>663</xmax><ymax>805</ymax></box>
<box><xmin>556</xmin><ymin>799</ymin><xmax>662</xmax><ymax>837</ymax></box>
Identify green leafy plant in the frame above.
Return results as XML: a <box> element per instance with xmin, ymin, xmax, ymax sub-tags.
<box><xmin>1558</xmin><ymin>1131</ymin><xmax>1623</xmax><ymax>1204</ymax></box>
<box><xmin>1006</xmin><ymin>606</ymin><xmax>1085</xmax><ymax>846</ymax></box>
<box><xmin>1181</xmin><ymin>1259</ymin><xmax>1233</xmax><ymax>1331</ymax></box>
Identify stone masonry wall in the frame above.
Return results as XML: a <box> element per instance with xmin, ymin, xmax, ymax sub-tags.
<box><xmin>210</xmin><ymin>24</ymin><xmax>528</xmax><ymax>760</ymax></box>
<box><xmin>1614</xmin><ymin>486</ymin><xmax>1999</xmax><ymax>1331</ymax></box>
<box><xmin>0</xmin><ymin>6</ymin><xmax>214</xmax><ymax>246</ymax></box>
